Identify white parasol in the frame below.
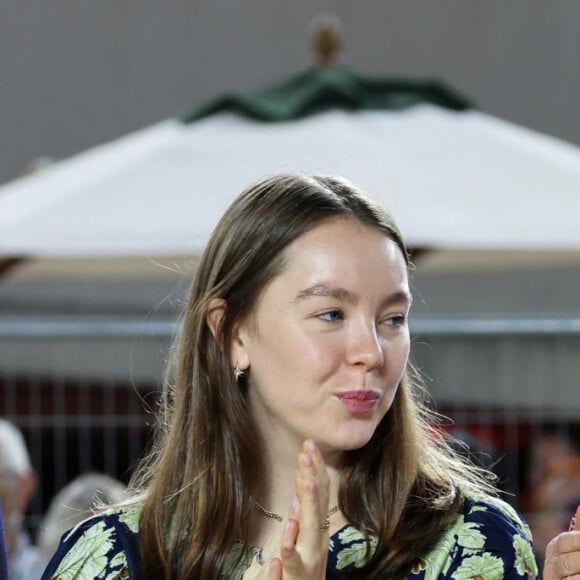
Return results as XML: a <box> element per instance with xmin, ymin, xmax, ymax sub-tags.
<box><xmin>1</xmin><ymin>67</ymin><xmax>580</xmax><ymax>257</ymax></box>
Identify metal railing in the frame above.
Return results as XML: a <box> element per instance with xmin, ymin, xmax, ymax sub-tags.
<box><xmin>1</xmin><ymin>314</ymin><xmax>580</xmax><ymax>337</ymax></box>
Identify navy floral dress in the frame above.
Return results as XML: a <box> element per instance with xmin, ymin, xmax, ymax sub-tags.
<box><xmin>42</xmin><ymin>496</ymin><xmax>538</xmax><ymax>579</ymax></box>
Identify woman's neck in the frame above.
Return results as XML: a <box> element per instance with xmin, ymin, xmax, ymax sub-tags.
<box><xmin>257</xmin><ymin>437</ymin><xmax>343</xmax><ymax>519</ymax></box>
<box><xmin>245</xmin><ymin>437</ymin><xmax>346</xmax><ymax>554</ymax></box>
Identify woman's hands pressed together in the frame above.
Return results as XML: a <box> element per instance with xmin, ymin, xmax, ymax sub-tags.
<box><xmin>260</xmin><ymin>439</ymin><xmax>332</xmax><ymax>580</ymax></box>
<box><xmin>543</xmin><ymin>505</ymin><xmax>580</xmax><ymax>580</ymax></box>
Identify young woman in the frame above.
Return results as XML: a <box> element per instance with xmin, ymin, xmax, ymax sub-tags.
<box><xmin>42</xmin><ymin>173</ymin><xmax>538</xmax><ymax>579</ymax></box>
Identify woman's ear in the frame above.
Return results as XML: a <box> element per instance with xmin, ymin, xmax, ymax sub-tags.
<box><xmin>206</xmin><ymin>298</ymin><xmax>227</xmax><ymax>344</ymax></box>
<box><xmin>230</xmin><ymin>319</ymin><xmax>250</xmax><ymax>373</ymax></box>
<box><xmin>206</xmin><ymin>299</ymin><xmax>250</xmax><ymax>371</ymax></box>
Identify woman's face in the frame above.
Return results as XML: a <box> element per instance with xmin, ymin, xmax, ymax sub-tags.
<box><xmin>233</xmin><ymin>217</ymin><xmax>411</xmax><ymax>457</ymax></box>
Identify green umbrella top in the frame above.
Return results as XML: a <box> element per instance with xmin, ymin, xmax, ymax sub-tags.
<box><xmin>181</xmin><ymin>66</ymin><xmax>473</xmax><ymax>124</ymax></box>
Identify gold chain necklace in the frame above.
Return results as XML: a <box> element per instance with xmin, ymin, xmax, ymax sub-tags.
<box><xmin>254</xmin><ymin>501</ymin><xmax>339</xmax><ymax>530</ymax></box>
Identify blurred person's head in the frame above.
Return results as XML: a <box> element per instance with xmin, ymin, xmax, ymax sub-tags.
<box><xmin>528</xmin><ymin>424</ymin><xmax>580</xmax><ymax>490</ymax></box>
<box><xmin>526</xmin><ymin>423</ymin><xmax>580</xmax><ymax>566</ymax></box>
<box><xmin>38</xmin><ymin>472</ymin><xmax>126</xmax><ymax>561</ymax></box>
<box><xmin>0</xmin><ymin>420</ymin><xmax>37</xmax><ymax>556</ymax></box>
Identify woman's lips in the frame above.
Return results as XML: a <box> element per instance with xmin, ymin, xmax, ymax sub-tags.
<box><xmin>336</xmin><ymin>390</ymin><xmax>380</xmax><ymax>414</ymax></box>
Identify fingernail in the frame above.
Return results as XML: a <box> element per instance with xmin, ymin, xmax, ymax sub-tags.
<box><xmin>292</xmin><ymin>497</ymin><xmax>300</xmax><ymax>514</ymax></box>
<box><xmin>307</xmin><ymin>439</ymin><xmax>317</xmax><ymax>452</ymax></box>
<box><xmin>303</xmin><ymin>453</ymin><xmax>313</xmax><ymax>466</ymax></box>
<box><xmin>569</xmin><ymin>516</ymin><xmax>577</xmax><ymax>532</ymax></box>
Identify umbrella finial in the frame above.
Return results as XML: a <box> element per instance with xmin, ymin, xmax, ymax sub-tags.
<box><xmin>310</xmin><ymin>14</ymin><xmax>343</xmax><ymax>66</ymax></box>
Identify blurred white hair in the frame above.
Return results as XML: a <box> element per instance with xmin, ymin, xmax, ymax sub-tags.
<box><xmin>0</xmin><ymin>419</ymin><xmax>32</xmax><ymax>477</ymax></box>
<box><xmin>38</xmin><ymin>472</ymin><xmax>127</xmax><ymax>561</ymax></box>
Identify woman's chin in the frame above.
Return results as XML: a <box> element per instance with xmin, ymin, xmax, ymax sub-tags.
<box><xmin>318</xmin><ymin>429</ymin><xmax>377</xmax><ymax>455</ymax></box>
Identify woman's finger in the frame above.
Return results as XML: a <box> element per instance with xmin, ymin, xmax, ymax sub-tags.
<box><xmin>283</xmin><ymin>518</ymin><xmax>300</xmax><ymax>547</ymax></box>
<box><xmin>294</xmin><ymin>468</ymin><xmax>303</xmax><ymax>508</ymax></box>
<box><xmin>270</xmin><ymin>440</ymin><xmax>331</xmax><ymax>579</ymax></box>
<box><xmin>306</xmin><ymin>438</ymin><xmax>327</xmax><ymax>476</ymax></box>
<box><xmin>267</xmin><ymin>558</ymin><xmax>283</xmax><ymax>580</ymax></box>
<box><xmin>297</xmin><ymin>476</ymin><xmax>329</xmax><ymax>548</ymax></box>
<box><xmin>300</xmin><ymin>440</ymin><xmax>330</xmax><ymax>520</ymax></box>
<box><xmin>292</xmin><ymin>440</ymin><xmax>331</xmax><ymax>576</ymax></box>
<box><xmin>278</xmin><ymin>518</ymin><xmax>307</xmax><ymax>577</ymax></box>
<box><xmin>573</xmin><ymin>504</ymin><xmax>580</xmax><ymax>530</ymax></box>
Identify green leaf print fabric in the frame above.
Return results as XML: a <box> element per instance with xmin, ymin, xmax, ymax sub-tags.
<box><xmin>41</xmin><ymin>497</ymin><xmax>538</xmax><ymax>579</ymax></box>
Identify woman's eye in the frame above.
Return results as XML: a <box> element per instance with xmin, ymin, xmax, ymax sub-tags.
<box><xmin>384</xmin><ymin>314</ymin><xmax>406</xmax><ymax>328</ymax></box>
<box><xmin>318</xmin><ymin>309</ymin><xmax>344</xmax><ymax>322</ymax></box>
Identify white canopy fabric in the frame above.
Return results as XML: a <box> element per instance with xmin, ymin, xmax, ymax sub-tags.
<box><xmin>1</xmin><ymin>104</ymin><xmax>580</xmax><ymax>256</ymax></box>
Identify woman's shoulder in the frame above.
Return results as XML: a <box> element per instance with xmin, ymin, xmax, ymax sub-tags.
<box><xmin>41</xmin><ymin>504</ymin><xmax>143</xmax><ymax>580</ymax></box>
<box><xmin>410</xmin><ymin>495</ymin><xmax>538</xmax><ymax>579</ymax></box>
<box><xmin>461</xmin><ymin>496</ymin><xmax>534</xmax><ymax>543</ymax></box>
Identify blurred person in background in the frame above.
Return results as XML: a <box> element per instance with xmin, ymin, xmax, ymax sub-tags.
<box><xmin>0</xmin><ymin>503</ymin><xmax>9</xmax><ymax>579</ymax></box>
<box><xmin>543</xmin><ymin>504</ymin><xmax>580</xmax><ymax>579</ymax></box>
<box><xmin>0</xmin><ymin>419</ymin><xmax>46</xmax><ymax>579</ymax></box>
<box><xmin>38</xmin><ymin>471</ymin><xmax>127</xmax><ymax>562</ymax></box>
<box><xmin>524</xmin><ymin>423</ymin><xmax>580</xmax><ymax>569</ymax></box>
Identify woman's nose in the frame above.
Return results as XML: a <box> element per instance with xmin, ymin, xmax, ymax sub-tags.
<box><xmin>347</xmin><ymin>324</ymin><xmax>384</xmax><ymax>370</ymax></box>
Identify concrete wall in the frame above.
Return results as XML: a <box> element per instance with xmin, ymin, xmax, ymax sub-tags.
<box><xmin>1</xmin><ymin>1</ymin><xmax>579</xmax><ymax>183</ymax></box>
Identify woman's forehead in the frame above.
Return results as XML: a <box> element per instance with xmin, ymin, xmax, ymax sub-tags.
<box><xmin>268</xmin><ymin>219</ymin><xmax>409</xmax><ymax>296</ymax></box>
<box><xmin>283</xmin><ymin>218</ymin><xmax>402</xmax><ymax>264</ymax></box>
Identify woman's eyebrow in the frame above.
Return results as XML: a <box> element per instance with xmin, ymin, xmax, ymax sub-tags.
<box><xmin>293</xmin><ymin>284</ymin><xmax>358</xmax><ymax>304</ymax></box>
<box><xmin>294</xmin><ymin>285</ymin><xmax>412</xmax><ymax>307</ymax></box>
<box><xmin>387</xmin><ymin>290</ymin><xmax>413</xmax><ymax>308</ymax></box>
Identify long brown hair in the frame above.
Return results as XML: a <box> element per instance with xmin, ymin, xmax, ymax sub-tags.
<box><xmin>132</xmin><ymin>173</ymin><xmax>496</xmax><ymax>578</ymax></box>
